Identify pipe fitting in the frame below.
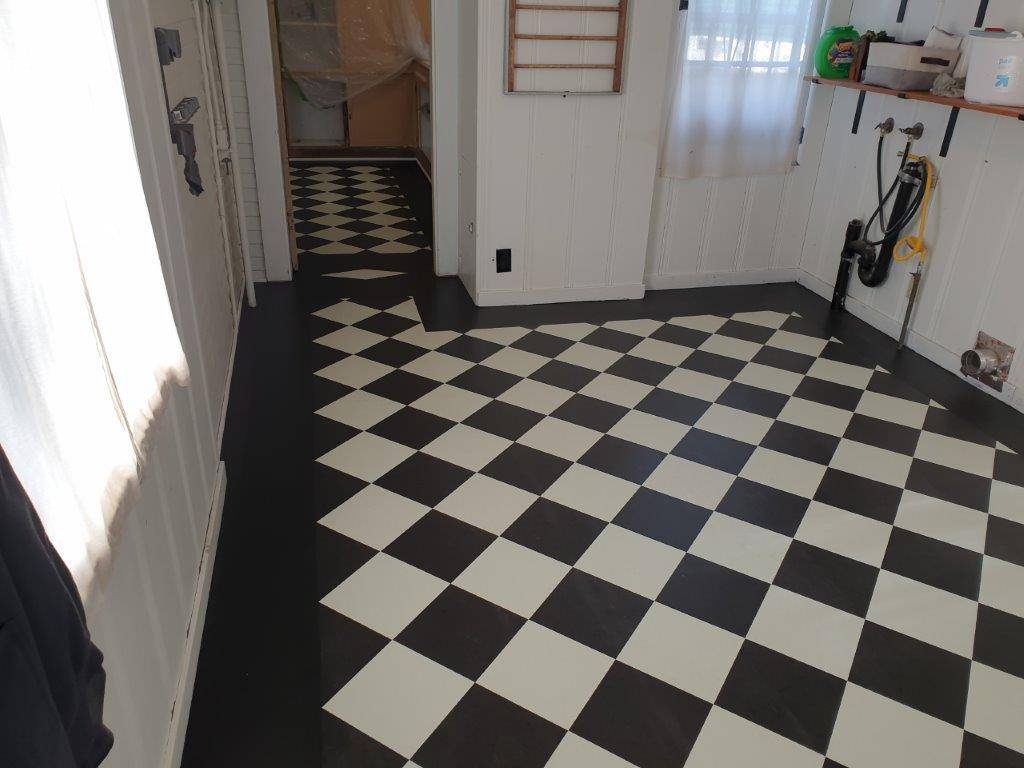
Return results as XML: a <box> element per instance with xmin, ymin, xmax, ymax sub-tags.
<box><xmin>961</xmin><ymin>348</ymin><xmax>1001</xmax><ymax>377</ymax></box>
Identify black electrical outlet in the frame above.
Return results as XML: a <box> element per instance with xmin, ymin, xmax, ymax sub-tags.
<box><xmin>496</xmin><ymin>248</ymin><xmax>512</xmax><ymax>273</ymax></box>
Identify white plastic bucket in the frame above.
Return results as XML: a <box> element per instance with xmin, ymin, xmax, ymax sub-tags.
<box><xmin>966</xmin><ymin>31</ymin><xmax>1024</xmax><ymax>107</ymax></box>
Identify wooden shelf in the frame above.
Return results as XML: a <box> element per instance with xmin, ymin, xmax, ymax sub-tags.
<box><xmin>804</xmin><ymin>76</ymin><xmax>1024</xmax><ymax>121</ymax></box>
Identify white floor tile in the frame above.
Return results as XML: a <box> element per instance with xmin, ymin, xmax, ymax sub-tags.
<box><xmin>317</xmin><ymin>433</ymin><xmax>414</xmax><ymax>482</ymax></box>
<box><xmin>748</xmin><ymin>586</ymin><xmax>864</xmax><ymax>677</ymax></box>
<box><xmin>831</xmin><ymin>439</ymin><xmax>913</xmax><ymax>488</ymax></box>
<box><xmin>324</xmin><ymin>642</ymin><xmax>471</xmax><ymax>758</ymax></box>
<box><xmin>556</xmin><ymin>342</ymin><xmax>623</xmax><ymax>372</ymax></box>
<box><xmin>479</xmin><ymin>622</ymin><xmax>612</xmax><ymax>729</ymax></box>
<box><xmin>603</xmin><ymin>318</ymin><xmax>664</xmax><ymax>337</ymax></box>
<box><xmin>989</xmin><ymin>480</ymin><xmax>1024</xmax><ymax>524</ymax></box>
<box><xmin>740</xmin><ymin>447</ymin><xmax>826</xmax><ymax>499</ymax></box>
<box><xmin>827</xmin><ymin>684</ymin><xmax>963</xmax><ymax>768</ymax></box>
<box><xmin>670</xmin><ymin>314</ymin><xmax>727</xmax><ymax>333</ymax></box>
<box><xmin>608</xmin><ymin>409</ymin><xmax>689</xmax><ymax>453</ymax></box>
<box><xmin>467</xmin><ymin>326</ymin><xmax>530</xmax><ymax>345</ymax></box>
<box><xmin>313</xmin><ymin>299</ymin><xmax>378</xmax><ymax>325</ymax></box>
<box><xmin>659</xmin><ymin>368</ymin><xmax>730</xmax><ymax>402</ymax></box>
<box><xmin>778</xmin><ymin>397</ymin><xmax>854</xmax><ymax>437</ymax></box>
<box><xmin>575</xmin><ymin>525</ymin><xmax>683</xmax><ymax>599</ymax></box>
<box><xmin>980</xmin><ymin>555</ymin><xmax>1024</xmax><ymax>619</ymax></box>
<box><xmin>316</xmin><ymin>390</ymin><xmax>402</xmax><ymax>430</ymax></box>
<box><xmin>394</xmin><ymin>326</ymin><xmax>460</xmax><ymax>351</ymax></box>
<box><xmin>482</xmin><ymin>347</ymin><xmax>548</xmax><ymax>376</ymax></box>
<box><xmin>795</xmin><ymin>501</ymin><xmax>892</xmax><ymax>567</ymax></box>
<box><xmin>866</xmin><ymin>570</ymin><xmax>977</xmax><ymax>657</ymax></box>
<box><xmin>629</xmin><ymin>337</ymin><xmax>694</xmax><ymax>366</ymax></box>
<box><xmin>895</xmin><ymin>491</ymin><xmax>988</xmax><ymax>553</ymax></box>
<box><xmin>321</xmin><ymin>553</ymin><xmax>446</xmax><ymax>638</ymax></box>
<box><xmin>544</xmin><ymin>464</ymin><xmax>639</xmax><ymax>522</ymax></box>
<box><xmin>454</xmin><ymin>539</ymin><xmax>570</xmax><ymax>617</ymax></box>
<box><xmin>766</xmin><ymin>329</ymin><xmax>828</xmax><ymax>357</ymax></box>
<box><xmin>401</xmin><ymin>351</ymin><xmax>474</xmax><ymax>383</ymax></box>
<box><xmin>436</xmin><ymin>474</ymin><xmax>537</xmax><ymax>535</ymax></box>
<box><xmin>499</xmin><ymin>378</ymin><xmax>574</xmax><ymax>414</ymax></box>
<box><xmin>315</xmin><ymin>325</ymin><xmax>386</xmax><ymax>354</ymax></box>
<box><xmin>915</xmin><ymin>431</ymin><xmax>995</xmax><ymax>478</ymax></box>
<box><xmin>319</xmin><ymin>485</ymin><xmax>428</xmax><ymax>550</ymax></box>
<box><xmin>411</xmin><ymin>384</ymin><xmax>489</xmax><ymax>422</ymax></box>
<box><xmin>698</xmin><ymin>334</ymin><xmax>761</xmax><ymax>361</ymax></box>
<box><xmin>856</xmin><ymin>391</ymin><xmax>929</xmax><ymax>429</ymax></box>
<box><xmin>808</xmin><ymin>357</ymin><xmax>873</xmax><ymax>389</ymax></box>
<box><xmin>685</xmin><ymin>706</ymin><xmax>823</xmax><ymax>768</ymax></box>
<box><xmin>546</xmin><ymin>733</ymin><xmax>635</xmax><ymax>768</ymax></box>
<box><xmin>695</xmin><ymin>403</ymin><xmax>774</xmax><ymax>445</ymax></box>
<box><xmin>688</xmin><ymin>513</ymin><xmax>791</xmax><ymax>582</ymax></box>
<box><xmin>536</xmin><ymin>322</ymin><xmax>599</xmax><ymax>341</ymax></box>
<box><xmin>315</xmin><ymin>355</ymin><xmax>392</xmax><ymax>388</ymax></box>
<box><xmin>965</xmin><ymin>663</ymin><xmax>1024</xmax><ymax>755</ymax></box>
<box><xmin>422</xmin><ymin>424</ymin><xmax>511</xmax><ymax>472</ymax></box>
<box><xmin>645</xmin><ymin>455</ymin><xmax>734</xmax><ymax>511</ymax></box>
<box><xmin>519</xmin><ymin>417</ymin><xmax>604</xmax><ymax>461</ymax></box>
<box><xmin>580</xmin><ymin>373</ymin><xmax>653</xmax><ymax>409</ymax></box>
<box><xmin>619</xmin><ymin>603</ymin><xmax>742</xmax><ymax>702</ymax></box>
<box><xmin>735</xmin><ymin>362</ymin><xmax>805</xmax><ymax>396</ymax></box>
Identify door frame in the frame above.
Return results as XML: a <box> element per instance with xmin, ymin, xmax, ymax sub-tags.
<box><xmin>241</xmin><ymin>0</ymin><xmax>460</xmax><ymax>279</ymax></box>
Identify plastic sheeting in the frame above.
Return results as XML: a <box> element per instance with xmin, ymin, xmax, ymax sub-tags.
<box><xmin>278</xmin><ymin>0</ymin><xmax>429</xmax><ymax>108</ymax></box>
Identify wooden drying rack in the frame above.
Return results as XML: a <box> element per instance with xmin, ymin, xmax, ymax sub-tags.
<box><xmin>506</xmin><ymin>1</ymin><xmax>629</xmax><ymax>94</ymax></box>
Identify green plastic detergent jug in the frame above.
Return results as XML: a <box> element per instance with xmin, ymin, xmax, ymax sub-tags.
<box><xmin>815</xmin><ymin>26</ymin><xmax>860</xmax><ymax>78</ymax></box>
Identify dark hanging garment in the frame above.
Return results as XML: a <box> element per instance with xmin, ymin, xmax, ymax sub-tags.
<box><xmin>0</xmin><ymin>447</ymin><xmax>113</xmax><ymax>767</ymax></box>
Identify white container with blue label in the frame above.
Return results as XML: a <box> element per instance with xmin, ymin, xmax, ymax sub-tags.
<box><xmin>966</xmin><ymin>30</ymin><xmax>1024</xmax><ymax>107</ymax></box>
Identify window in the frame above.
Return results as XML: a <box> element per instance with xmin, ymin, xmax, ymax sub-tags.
<box><xmin>660</xmin><ymin>0</ymin><xmax>824</xmax><ymax>179</ymax></box>
<box><xmin>0</xmin><ymin>0</ymin><xmax>189</xmax><ymax>593</ymax></box>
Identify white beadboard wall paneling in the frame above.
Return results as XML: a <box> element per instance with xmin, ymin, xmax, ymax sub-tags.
<box><xmin>218</xmin><ymin>0</ymin><xmax>266</xmax><ymax>281</ymax></box>
<box><xmin>645</xmin><ymin>0</ymin><xmax>854</xmax><ymax>287</ymax></box>
<box><xmin>433</xmin><ymin>0</ymin><xmax>461</xmax><ymax>276</ymax></box>
<box><xmin>472</xmin><ymin>0</ymin><xmax>676</xmax><ymax>305</ymax></box>
<box><xmin>100</xmin><ymin>0</ymin><xmax>238</xmax><ymax>764</ymax></box>
<box><xmin>797</xmin><ymin>0</ymin><xmax>1024</xmax><ymax>410</ymax></box>
<box><xmin>458</xmin><ymin>0</ymin><xmax>480</xmax><ymax>298</ymax></box>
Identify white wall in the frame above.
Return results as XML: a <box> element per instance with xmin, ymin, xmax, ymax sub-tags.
<box><xmin>217</xmin><ymin>0</ymin><xmax>267</xmax><ymax>282</ymax></box>
<box><xmin>98</xmin><ymin>0</ymin><xmax>237</xmax><ymax>765</ymax></box>
<box><xmin>797</xmin><ymin>0</ymin><xmax>1024</xmax><ymax>412</ymax></box>
<box><xmin>467</xmin><ymin>0</ymin><xmax>677</xmax><ymax>306</ymax></box>
<box><xmin>457</xmin><ymin>0</ymin><xmax>479</xmax><ymax>296</ymax></box>
<box><xmin>646</xmin><ymin>0</ymin><xmax>1024</xmax><ymax>413</ymax></box>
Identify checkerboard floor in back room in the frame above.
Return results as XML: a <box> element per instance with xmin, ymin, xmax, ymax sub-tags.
<box><xmin>296</xmin><ymin>165</ymin><xmax>1024</xmax><ymax>768</ymax></box>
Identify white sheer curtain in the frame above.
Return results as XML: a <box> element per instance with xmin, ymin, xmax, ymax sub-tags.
<box><xmin>0</xmin><ymin>0</ymin><xmax>189</xmax><ymax>593</ymax></box>
<box><xmin>660</xmin><ymin>0</ymin><xmax>825</xmax><ymax>180</ymax></box>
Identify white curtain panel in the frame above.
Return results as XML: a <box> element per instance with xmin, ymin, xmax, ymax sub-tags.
<box><xmin>0</xmin><ymin>0</ymin><xmax>188</xmax><ymax>593</ymax></box>
<box><xmin>660</xmin><ymin>0</ymin><xmax>825</xmax><ymax>180</ymax></box>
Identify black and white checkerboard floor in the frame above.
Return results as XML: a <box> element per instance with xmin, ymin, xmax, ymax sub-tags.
<box><xmin>290</xmin><ymin>164</ymin><xmax>430</xmax><ymax>257</ymax></box>
<box><xmin>309</xmin><ymin>295</ymin><xmax>1024</xmax><ymax>768</ymax></box>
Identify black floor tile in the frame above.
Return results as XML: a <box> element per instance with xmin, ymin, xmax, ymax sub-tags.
<box><xmin>579</xmin><ymin>435</ymin><xmax>665</xmax><ymax>484</ymax></box>
<box><xmin>397</xmin><ymin>586</ymin><xmax>525</xmax><ymax>679</ymax></box>
<box><xmin>322</xmin><ymin>712</ymin><xmax>406</xmax><ymax>768</ymax></box>
<box><xmin>319</xmin><ymin>606</ymin><xmax>388</xmax><ymax>704</ymax></box>
<box><xmin>794</xmin><ymin>376</ymin><xmax>864</xmax><ymax>412</ymax></box>
<box><xmin>717</xmin><ymin>381</ymin><xmax>789</xmax><ymax>418</ymax></box>
<box><xmin>658</xmin><ymin>555</ymin><xmax>769</xmax><ymax>635</ymax></box>
<box><xmin>974</xmin><ymin>604</ymin><xmax>1024</xmax><ymax>679</ymax></box>
<box><xmin>312</xmin><ymin>416</ymin><xmax>360</xmax><ymax>461</ymax></box>
<box><xmin>464</xmin><ymin>401</ymin><xmax>545</xmax><ymax>440</ymax></box>
<box><xmin>533</xmin><ymin>569</ymin><xmax>651</xmax><ymax>657</ymax></box>
<box><xmin>363</xmin><ymin>369</ymin><xmax>440</xmax><ymax>405</ymax></box>
<box><xmin>414</xmin><ymin>685</ymin><xmax>565</xmax><ymax>768</ymax></box>
<box><xmin>716</xmin><ymin>477</ymin><xmax>810</xmax><ymax>537</ymax></box>
<box><xmin>717</xmin><ymin>641</ymin><xmax>845</xmax><ymax>753</ymax></box>
<box><xmin>316</xmin><ymin>527</ymin><xmax>376</xmax><ymax>598</ymax></box>
<box><xmin>552</xmin><ymin>394</ymin><xmax>630</xmax><ymax>433</ymax></box>
<box><xmin>438</xmin><ymin>334</ymin><xmax>504</xmax><ymax>363</ymax></box>
<box><xmin>377</xmin><ymin>453</ymin><xmax>473</xmax><ymax>509</ymax></box>
<box><xmin>761</xmin><ymin>420</ymin><xmax>840</xmax><ymax>465</ymax></box>
<box><xmin>572</xmin><ymin>662</ymin><xmax>712</xmax><ymax>768</ymax></box>
<box><xmin>814</xmin><ymin>468</ymin><xmax>903</xmax><ymax>524</ymax></box>
<box><xmin>583</xmin><ymin>327</ymin><xmax>642</xmax><ymax>354</ymax></box>
<box><xmin>482</xmin><ymin>443</ymin><xmax>572</xmax><ymax>495</ymax></box>
<box><xmin>359</xmin><ymin>338</ymin><xmax>429</xmax><ymax>368</ymax></box>
<box><xmin>961</xmin><ymin>731</ymin><xmax>1024</xmax><ymax>768</ymax></box>
<box><xmin>906</xmin><ymin>459</ymin><xmax>992</xmax><ymax>513</ymax></box>
<box><xmin>751</xmin><ymin>345</ymin><xmax>816</xmax><ymax>374</ymax></box>
<box><xmin>613</xmin><ymin>488</ymin><xmax>712</xmax><ymax>551</ymax></box>
<box><xmin>368</xmin><ymin>407</ymin><xmax>456</xmax><ymax>449</ymax></box>
<box><xmin>995</xmin><ymin>450</ymin><xmax>1024</xmax><ymax>488</ymax></box>
<box><xmin>449</xmin><ymin>364</ymin><xmax>520</xmax><ymax>398</ymax></box>
<box><xmin>850</xmin><ymin>621</ymin><xmax>971</xmax><ymax>726</ymax></box>
<box><xmin>866</xmin><ymin>370</ymin><xmax>930</xmax><ymax>405</ymax></box>
<box><xmin>923</xmin><ymin>407</ymin><xmax>997</xmax><ymax>448</ymax></box>
<box><xmin>774</xmin><ymin>540</ymin><xmax>879</xmax><ymax>617</ymax></box>
<box><xmin>681</xmin><ymin>350</ymin><xmax>746</xmax><ymax>380</ymax></box>
<box><xmin>650</xmin><ymin>323</ymin><xmax>711</xmax><ymax>349</ymax></box>
<box><xmin>985</xmin><ymin>516</ymin><xmax>1024</xmax><ymax>568</ymax></box>
<box><xmin>842</xmin><ymin>413</ymin><xmax>921</xmax><ymax>455</ymax></box>
<box><xmin>384</xmin><ymin>511</ymin><xmax>494</xmax><ymax>582</ymax></box>
<box><xmin>529</xmin><ymin>360</ymin><xmax>600</xmax><ymax>392</ymax></box>
<box><xmin>511</xmin><ymin>330</ymin><xmax>576</xmax><ymax>358</ymax></box>
<box><xmin>635</xmin><ymin>389</ymin><xmax>711</xmax><ymax>426</ymax></box>
<box><xmin>882</xmin><ymin>527</ymin><xmax>982</xmax><ymax>601</ymax></box>
<box><xmin>503</xmin><ymin>498</ymin><xmax>607</xmax><ymax>565</ymax></box>
<box><xmin>672</xmin><ymin>428</ymin><xmax>755</xmax><ymax>474</ymax></box>
<box><xmin>354</xmin><ymin>312</ymin><xmax>418</xmax><ymax>338</ymax></box>
<box><xmin>606</xmin><ymin>355</ymin><xmax>673</xmax><ymax>386</ymax></box>
<box><xmin>718</xmin><ymin>319</ymin><xmax>775</xmax><ymax>344</ymax></box>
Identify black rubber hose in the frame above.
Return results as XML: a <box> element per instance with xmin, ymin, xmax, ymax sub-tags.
<box><xmin>858</xmin><ymin>161</ymin><xmax>925</xmax><ymax>286</ymax></box>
